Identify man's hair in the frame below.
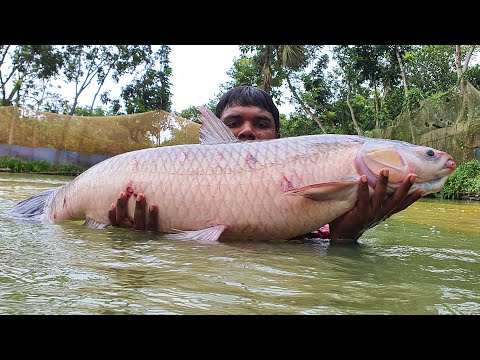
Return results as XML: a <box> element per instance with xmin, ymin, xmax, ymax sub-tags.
<box><xmin>215</xmin><ymin>85</ymin><xmax>280</xmax><ymax>133</ymax></box>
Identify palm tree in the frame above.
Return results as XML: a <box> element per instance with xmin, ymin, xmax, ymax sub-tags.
<box><xmin>254</xmin><ymin>45</ymin><xmax>307</xmax><ymax>94</ymax></box>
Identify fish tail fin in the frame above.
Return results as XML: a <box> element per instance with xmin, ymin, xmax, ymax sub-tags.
<box><xmin>9</xmin><ymin>188</ymin><xmax>58</xmax><ymax>222</ymax></box>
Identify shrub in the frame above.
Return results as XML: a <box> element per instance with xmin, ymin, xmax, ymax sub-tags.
<box><xmin>0</xmin><ymin>156</ymin><xmax>85</xmax><ymax>175</ymax></box>
<box><xmin>436</xmin><ymin>160</ymin><xmax>480</xmax><ymax>199</ymax></box>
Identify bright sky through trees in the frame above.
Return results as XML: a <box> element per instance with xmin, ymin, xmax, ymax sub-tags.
<box><xmin>168</xmin><ymin>45</ymin><xmax>294</xmax><ymax>115</ymax></box>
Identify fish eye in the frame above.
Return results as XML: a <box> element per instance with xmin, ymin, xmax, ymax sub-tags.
<box><xmin>426</xmin><ymin>149</ymin><xmax>435</xmax><ymax>157</ymax></box>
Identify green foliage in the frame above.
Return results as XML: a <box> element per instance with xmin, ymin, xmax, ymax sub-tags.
<box><xmin>0</xmin><ymin>45</ymin><xmax>63</xmax><ymax>107</ymax></box>
<box><xmin>177</xmin><ymin>106</ymin><xmax>202</xmax><ymax>123</ymax></box>
<box><xmin>403</xmin><ymin>87</ymin><xmax>425</xmax><ymax>110</ymax></box>
<box><xmin>280</xmin><ymin>112</ymin><xmax>326</xmax><ymax>137</ymax></box>
<box><xmin>380</xmin><ymin>87</ymin><xmax>405</xmax><ymax>125</ymax></box>
<box><xmin>297</xmin><ymin>48</ymin><xmax>332</xmax><ymax>110</ymax></box>
<box><xmin>55</xmin><ymin>163</ymin><xmax>85</xmax><ymax>174</ymax></box>
<box><xmin>0</xmin><ymin>157</ymin><xmax>25</xmax><ymax>172</ymax></box>
<box><xmin>464</xmin><ymin>64</ymin><xmax>480</xmax><ymax>90</ymax></box>
<box><xmin>223</xmin><ymin>45</ymin><xmax>310</xmax><ymax>104</ymax></box>
<box><xmin>0</xmin><ymin>156</ymin><xmax>85</xmax><ymax>174</ymax></box>
<box><xmin>224</xmin><ymin>56</ymin><xmax>261</xmax><ymax>90</ymax></box>
<box><xmin>73</xmin><ymin>106</ymin><xmax>108</xmax><ymax>116</ymax></box>
<box><xmin>28</xmin><ymin>160</ymin><xmax>51</xmax><ymax>172</ymax></box>
<box><xmin>407</xmin><ymin>45</ymin><xmax>458</xmax><ymax>95</ymax></box>
<box><xmin>120</xmin><ymin>47</ymin><xmax>172</xmax><ymax>114</ymax></box>
<box><xmin>328</xmin><ymin>94</ymin><xmax>376</xmax><ymax>134</ymax></box>
<box><xmin>436</xmin><ymin>160</ymin><xmax>480</xmax><ymax>199</ymax></box>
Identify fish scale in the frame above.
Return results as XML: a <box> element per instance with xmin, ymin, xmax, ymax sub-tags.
<box><xmin>10</xmin><ymin>107</ymin><xmax>456</xmax><ymax>243</ymax></box>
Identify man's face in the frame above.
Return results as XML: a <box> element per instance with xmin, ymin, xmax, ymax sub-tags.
<box><xmin>220</xmin><ymin>106</ymin><xmax>279</xmax><ymax>141</ymax></box>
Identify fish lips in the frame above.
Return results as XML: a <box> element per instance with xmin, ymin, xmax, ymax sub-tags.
<box><xmin>444</xmin><ymin>158</ymin><xmax>456</xmax><ymax>171</ymax></box>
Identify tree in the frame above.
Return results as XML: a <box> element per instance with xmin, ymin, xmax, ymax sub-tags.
<box><xmin>223</xmin><ymin>45</ymin><xmax>307</xmax><ymax>102</ymax></box>
<box><xmin>455</xmin><ymin>45</ymin><xmax>476</xmax><ymax>95</ymax></box>
<box><xmin>395</xmin><ymin>45</ymin><xmax>411</xmax><ymax>99</ymax></box>
<box><xmin>61</xmin><ymin>45</ymin><xmax>154</xmax><ymax>115</ymax></box>
<box><xmin>406</xmin><ymin>45</ymin><xmax>457</xmax><ymax>95</ymax></box>
<box><xmin>119</xmin><ymin>46</ymin><xmax>173</xmax><ymax>114</ymax></box>
<box><xmin>284</xmin><ymin>46</ymin><xmax>332</xmax><ymax>133</ymax></box>
<box><xmin>177</xmin><ymin>106</ymin><xmax>201</xmax><ymax>123</ymax></box>
<box><xmin>333</xmin><ymin>46</ymin><xmax>364</xmax><ymax>135</ymax></box>
<box><xmin>0</xmin><ymin>45</ymin><xmax>62</xmax><ymax>106</ymax></box>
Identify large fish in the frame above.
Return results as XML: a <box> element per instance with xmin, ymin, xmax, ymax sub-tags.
<box><xmin>10</xmin><ymin>107</ymin><xmax>456</xmax><ymax>243</ymax></box>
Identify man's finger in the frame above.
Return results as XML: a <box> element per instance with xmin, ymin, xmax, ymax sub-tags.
<box><xmin>134</xmin><ymin>193</ymin><xmax>147</xmax><ymax>230</ymax></box>
<box><xmin>384</xmin><ymin>174</ymin><xmax>420</xmax><ymax>217</ymax></box>
<box><xmin>392</xmin><ymin>189</ymin><xmax>424</xmax><ymax>214</ymax></box>
<box><xmin>391</xmin><ymin>173</ymin><xmax>416</xmax><ymax>204</ymax></box>
<box><xmin>115</xmin><ymin>191</ymin><xmax>127</xmax><ymax>219</ymax></box>
<box><xmin>371</xmin><ymin>169</ymin><xmax>388</xmax><ymax>212</ymax></box>
<box><xmin>115</xmin><ymin>191</ymin><xmax>133</xmax><ymax>227</ymax></box>
<box><xmin>108</xmin><ymin>203</ymin><xmax>118</xmax><ymax>226</ymax></box>
<box><xmin>356</xmin><ymin>175</ymin><xmax>370</xmax><ymax>215</ymax></box>
<box><xmin>146</xmin><ymin>204</ymin><xmax>159</xmax><ymax>232</ymax></box>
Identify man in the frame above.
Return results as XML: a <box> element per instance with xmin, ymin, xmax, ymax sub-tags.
<box><xmin>109</xmin><ymin>85</ymin><xmax>424</xmax><ymax>244</ymax></box>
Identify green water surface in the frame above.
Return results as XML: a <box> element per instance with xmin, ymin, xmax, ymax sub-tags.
<box><xmin>1</xmin><ymin>172</ymin><xmax>478</xmax><ymax>314</ymax></box>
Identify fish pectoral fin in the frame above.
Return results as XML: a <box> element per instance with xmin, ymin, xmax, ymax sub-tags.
<box><xmin>84</xmin><ymin>218</ymin><xmax>109</xmax><ymax>229</ymax></box>
<box><xmin>163</xmin><ymin>225</ymin><xmax>227</xmax><ymax>244</ymax></box>
<box><xmin>284</xmin><ymin>181</ymin><xmax>358</xmax><ymax>201</ymax></box>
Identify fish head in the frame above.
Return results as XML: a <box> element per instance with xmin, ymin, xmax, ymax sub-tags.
<box><xmin>355</xmin><ymin>139</ymin><xmax>456</xmax><ymax>194</ymax></box>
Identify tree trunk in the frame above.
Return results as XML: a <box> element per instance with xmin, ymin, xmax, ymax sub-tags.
<box><xmin>346</xmin><ymin>77</ymin><xmax>363</xmax><ymax>136</ymax></box>
<box><xmin>70</xmin><ymin>96</ymin><xmax>79</xmax><ymax>116</ymax></box>
<box><xmin>261</xmin><ymin>46</ymin><xmax>274</xmax><ymax>94</ymax></box>
<box><xmin>455</xmin><ymin>45</ymin><xmax>465</xmax><ymax>95</ymax></box>
<box><xmin>373</xmin><ymin>79</ymin><xmax>380</xmax><ymax>129</ymax></box>
<box><xmin>395</xmin><ymin>45</ymin><xmax>409</xmax><ymax>99</ymax></box>
<box><xmin>381</xmin><ymin>85</ymin><xmax>389</xmax><ymax>108</ymax></box>
<box><xmin>6</xmin><ymin>78</ymin><xmax>22</xmax><ymax>106</ymax></box>
<box><xmin>455</xmin><ymin>45</ymin><xmax>475</xmax><ymax>122</ymax></box>
<box><xmin>286</xmin><ymin>77</ymin><xmax>328</xmax><ymax>134</ymax></box>
<box><xmin>89</xmin><ymin>65</ymin><xmax>113</xmax><ymax>113</ymax></box>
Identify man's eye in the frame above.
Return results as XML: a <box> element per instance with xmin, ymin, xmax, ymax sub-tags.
<box><xmin>256</xmin><ymin>122</ymin><xmax>270</xmax><ymax>129</ymax></box>
<box><xmin>225</xmin><ymin>122</ymin><xmax>239</xmax><ymax>128</ymax></box>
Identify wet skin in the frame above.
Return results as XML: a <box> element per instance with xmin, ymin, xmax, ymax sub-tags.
<box><xmin>108</xmin><ymin>105</ymin><xmax>424</xmax><ymax>244</ymax></box>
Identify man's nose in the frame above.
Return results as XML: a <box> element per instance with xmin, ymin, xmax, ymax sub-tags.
<box><xmin>237</xmin><ymin>123</ymin><xmax>256</xmax><ymax>140</ymax></box>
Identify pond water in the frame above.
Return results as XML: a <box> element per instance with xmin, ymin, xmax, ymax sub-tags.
<box><xmin>1</xmin><ymin>172</ymin><xmax>479</xmax><ymax>314</ymax></box>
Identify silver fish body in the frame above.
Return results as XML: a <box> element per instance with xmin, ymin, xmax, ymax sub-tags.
<box><xmin>10</xmin><ymin>108</ymin><xmax>456</xmax><ymax>243</ymax></box>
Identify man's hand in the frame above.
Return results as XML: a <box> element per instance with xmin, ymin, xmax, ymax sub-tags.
<box><xmin>328</xmin><ymin>169</ymin><xmax>425</xmax><ymax>244</ymax></box>
<box><xmin>108</xmin><ymin>192</ymin><xmax>158</xmax><ymax>231</ymax></box>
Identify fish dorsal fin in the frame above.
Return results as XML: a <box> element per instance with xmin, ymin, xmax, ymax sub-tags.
<box><xmin>196</xmin><ymin>106</ymin><xmax>238</xmax><ymax>145</ymax></box>
<box><xmin>284</xmin><ymin>181</ymin><xmax>358</xmax><ymax>201</ymax></box>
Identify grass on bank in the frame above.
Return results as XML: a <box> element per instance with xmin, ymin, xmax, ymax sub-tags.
<box><xmin>0</xmin><ymin>156</ymin><xmax>85</xmax><ymax>175</ymax></box>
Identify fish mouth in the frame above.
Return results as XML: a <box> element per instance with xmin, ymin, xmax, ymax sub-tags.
<box><xmin>444</xmin><ymin>157</ymin><xmax>456</xmax><ymax>171</ymax></box>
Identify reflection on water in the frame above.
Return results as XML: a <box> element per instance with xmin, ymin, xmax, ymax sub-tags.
<box><xmin>0</xmin><ymin>172</ymin><xmax>479</xmax><ymax>314</ymax></box>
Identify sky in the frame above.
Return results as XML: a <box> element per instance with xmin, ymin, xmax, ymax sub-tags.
<box><xmin>169</xmin><ymin>45</ymin><xmax>239</xmax><ymax>112</ymax></box>
<box><xmin>67</xmin><ymin>45</ymin><xmax>294</xmax><ymax>116</ymax></box>
<box><xmin>168</xmin><ymin>45</ymin><xmax>294</xmax><ymax>115</ymax></box>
